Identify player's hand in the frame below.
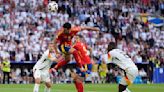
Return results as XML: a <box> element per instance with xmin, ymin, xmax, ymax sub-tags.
<box><xmin>49</xmin><ymin>68</ymin><xmax>56</xmax><ymax>73</ymax></box>
<box><xmin>56</xmin><ymin>53</ymin><xmax>61</xmax><ymax>58</ymax></box>
<box><xmin>95</xmin><ymin>27</ymin><xmax>100</xmax><ymax>32</ymax></box>
<box><xmin>80</xmin><ymin>67</ymin><xmax>87</xmax><ymax>72</ymax></box>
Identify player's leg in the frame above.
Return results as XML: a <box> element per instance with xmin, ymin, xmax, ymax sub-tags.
<box><xmin>71</xmin><ymin>72</ymin><xmax>84</xmax><ymax>92</ymax></box>
<box><xmin>33</xmin><ymin>78</ymin><xmax>41</xmax><ymax>92</ymax></box>
<box><xmin>44</xmin><ymin>82</ymin><xmax>52</xmax><ymax>92</ymax></box>
<box><xmin>69</xmin><ymin>47</ymin><xmax>83</xmax><ymax>69</ymax></box>
<box><xmin>52</xmin><ymin>45</ymin><xmax>71</xmax><ymax>70</ymax></box>
<box><xmin>43</xmin><ymin>70</ymin><xmax>52</xmax><ymax>92</ymax></box>
<box><xmin>54</xmin><ymin>54</ymin><xmax>70</xmax><ymax>70</ymax></box>
<box><xmin>119</xmin><ymin>72</ymin><xmax>130</xmax><ymax>92</ymax></box>
<box><xmin>119</xmin><ymin>68</ymin><xmax>138</xmax><ymax>92</ymax></box>
<box><xmin>124</xmin><ymin>68</ymin><xmax>138</xmax><ymax>92</ymax></box>
<box><xmin>33</xmin><ymin>70</ymin><xmax>41</xmax><ymax>92</ymax></box>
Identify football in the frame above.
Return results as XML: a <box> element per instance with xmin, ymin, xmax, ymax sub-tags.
<box><xmin>48</xmin><ymin>1</ymin><xmax>58</xmax><ymax>12</ymax></box>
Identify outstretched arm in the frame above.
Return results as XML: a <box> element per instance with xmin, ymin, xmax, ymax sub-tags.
<box><xmin>81</xmin><ymin>26</ymin><xmax>100</xmax><ymax>32</ymax></box>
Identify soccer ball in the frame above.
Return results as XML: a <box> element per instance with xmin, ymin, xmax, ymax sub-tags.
<box><xmin>48</xmin><ymin>1</ymin><xmax>58</xmax><ymax>12</ymax></box>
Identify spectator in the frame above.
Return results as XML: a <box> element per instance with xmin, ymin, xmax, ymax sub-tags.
<box><xmin>2</xmin><ymin>58</ymin><xmax>11</xmax><ymax>84</ymax></box>
<box><xmin>139</xmin><ymin>68</ymin><xmax>147</xmax><ymax>83</ymax></box>
<box><xmin>99</xmin><ymin>60</ymin><xmax>108</xmax><ymax>83</ymax></box>
<box><xmin>91</xmin><ymin>58</ymin><xmax>99</xmax><ymax>84</ymax></box>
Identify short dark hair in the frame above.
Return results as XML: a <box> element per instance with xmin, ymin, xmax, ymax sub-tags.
<box><xmin>108</xmin><ymin>42</ymin><xmax>116</xmax><ymax>52</ymax></box>
<box><xmin>63</xmin><ymin>22</ymin><xmax>71</xmax><ymax>29</ymax></box>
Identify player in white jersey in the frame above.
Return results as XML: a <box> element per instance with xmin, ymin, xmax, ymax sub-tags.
<box><xmin>107</xmin><ymin>42</ymin><xmax>138</xmax><ymax>92</ymax></box>
<box><xmin>33</xmin><ymin>43</ymin><xmax>58</xmax><ymax>92</ymax></box>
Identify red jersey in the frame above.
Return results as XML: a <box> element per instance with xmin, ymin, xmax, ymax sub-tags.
<box><xmin>73</xmin><ymin>41</ymin><xmax>91</xmax><ymax>65</ymax></box>
<box><xmin>56</xmin><ymin>26</ymin><xmax>81</xmax><ymax>46</ymax></box>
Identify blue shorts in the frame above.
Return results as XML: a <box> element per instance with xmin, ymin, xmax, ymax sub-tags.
<box><xmin>58</xmin><ymin>44</ymin><xmax>71</xmax><ymax>54</ymax></box>
<box><xmin>76</xmin><ymin>64</ymin><xmax>92</xmax><ymax>77</ymax></box>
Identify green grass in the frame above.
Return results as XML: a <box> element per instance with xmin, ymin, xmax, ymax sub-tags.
<box><xmin>0</xmin><ymin>83</ymin><xmax>164</xmax><ymax>92</ymax></box>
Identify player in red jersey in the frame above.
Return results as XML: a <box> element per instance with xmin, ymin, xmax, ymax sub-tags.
<box><xmin>71</xmin><ymin>35</ymin><xmax>92</xmax><ymax>92</ymax></box>
<box><xmin>53</xmin><ymin>22</ymin><xmax>99</xmax><ymax>72</ymax></box>
<box><xmin>73</xmin><ymin>35</ymin><xmax>91</xmax><ymax>65</ymax></box>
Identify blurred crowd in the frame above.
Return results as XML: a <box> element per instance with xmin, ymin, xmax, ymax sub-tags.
<box><xmin>0</xmin><ymin>0</ymin><xmax>163</xmax><ymax>70</ymax></box>
<box><xmin>0</xmin><ymin>65</ymin><xmax>147</xmax><ymax>84</ymax></box>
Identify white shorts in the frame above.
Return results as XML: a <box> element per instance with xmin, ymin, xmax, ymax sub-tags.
<box><xmin>91</xmin><ymin>72</ymin><xmax>99</xmax><ymax>78</ymax></box>
<box><xmin>120</xmin><ymin>68</ymin><xmax>138</xmax><ymax>85</ymax></box>
<box><xmin>33</xmin><ymin>69</ymin><xmax>51</xmax><ymax>83</ymax></box>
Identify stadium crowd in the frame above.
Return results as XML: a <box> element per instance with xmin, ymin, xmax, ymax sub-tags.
<box><xmin>0</xmin><ymin>66</ymin><xmax>147</xmax><ymax>84</ymax></box>
<box><xmin>0</xmin><ymin>0</ymin><xmax>163</xmax><ymax>84</ymax></box>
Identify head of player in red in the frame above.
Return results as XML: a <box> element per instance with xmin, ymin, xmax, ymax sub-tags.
<box><xmin>63</xmin><ymin>22</ymin><xmax>72</xmax><ymax>34</ymax></box>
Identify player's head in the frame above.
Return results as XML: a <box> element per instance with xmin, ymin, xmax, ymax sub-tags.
<box><xmin>63</xmin><ymin>22</ymin><xmax>71</xmax><ymax>34</ymax></box>
<box><xmin>74</xmin><ymin>35</ymin><xmax>83</xmax><ymax>43</ymax></box>
<box><xmin>108</xmin><ymin>42</ymin><xmax>116</xmax><ymax>52</ymax></box>
<box><xmin>48</xmin><ymin>42</ymin><xmax>54</xmax><ymax>52</ymax></box>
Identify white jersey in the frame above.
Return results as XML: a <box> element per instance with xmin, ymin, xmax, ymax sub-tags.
<box><xmin>109</xmin><ymin>49</ymin><xmax>137</xmax><ymax>70</ymax></box>
<box><xmin>33</xmin><ymin>50</ymin><xmax>55</xmax><ymax>71</ymax></box>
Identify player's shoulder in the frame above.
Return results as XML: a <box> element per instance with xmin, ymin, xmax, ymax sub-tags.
<box><xmin>56</xmin><ymin>28</ymin><xmax>64</xmax><ymax>36</ymax></box>
<box><xmin>109</xmin><ymin>49</ymin><xmax>121</xmax><ymax>55</ymax></box>
<box><xmin>110</xmin><ymin>49</ymin><xmax>119</xmax><ymax>52</ymax></box>
<box><xmin>44</xmin><ymin>49</ymin><xmax>50</xmax><ymax>56</ymax></box>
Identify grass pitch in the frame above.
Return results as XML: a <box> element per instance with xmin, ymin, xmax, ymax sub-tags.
<box><xmin>0</xmin><ymin>83</ymin><xmax>164</xmax><ymax>92</ymax></box>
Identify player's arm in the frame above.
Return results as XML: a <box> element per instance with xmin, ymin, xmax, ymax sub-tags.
<box><xmin>81</xmin><ymin>26</ymin><xmax>100</xmax><ymax>32</ymax></box>
<box><xmin>37</xmin><ymin>50</ymin><xmax>48</xmax><ymax>63</ymax></box>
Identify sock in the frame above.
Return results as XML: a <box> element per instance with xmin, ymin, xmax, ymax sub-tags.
<box><xmin>54</xmin><ymin>59</ymin><xmax>68</xmax><ymax>70</ymax></box>
<box><xmin>33</xmin><ymin>84</ymin><xmax>40</xmax><ymax>92</ymax></box>
<box><xmin>72</xmin><ymin>50</ymin><xmax>82</xmax><ymax>68</ymax></box>
<box><xmin>74</xmin><ymin>80</ymin><xmax>84</xmax><ymax>92</ymax></box>
<box><xmin>44</xmin><ymin>86</ymin><xmax>51</xmax><ymax>92</ymax></box>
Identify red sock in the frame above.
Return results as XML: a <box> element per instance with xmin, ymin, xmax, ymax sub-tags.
<box><xmin>74</xmin><ymin>80</ymin><xmax>84</xmax><ymax>92</ymax></box>
<box><xmin>72</xmin><ymin>50</ymin><xmax>82</xmax><ymax>68</ymax></box>
<box><xmin>54</xmin><ymin>59</ymin><xmax>68</xmax><ymax>70</ymax></box>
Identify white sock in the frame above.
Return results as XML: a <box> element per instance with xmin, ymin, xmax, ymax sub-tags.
<box><xmin>33</xmin><ymin>84</ymin><xmax>40</xmax><ymax>92</ymax></box>
<box><xmin>44</xmin><ymin>86</ymin><xmax>51</xmax><ymax>92</ymax></box>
